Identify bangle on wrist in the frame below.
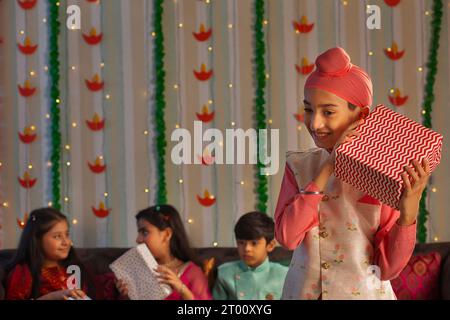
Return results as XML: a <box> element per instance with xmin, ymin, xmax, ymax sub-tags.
<box><xmin>299</xmin><ymin>189</ymin><xmax>324</xmax><ymax>195</ymax></box>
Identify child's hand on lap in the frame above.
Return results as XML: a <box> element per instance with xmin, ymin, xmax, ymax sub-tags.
<box><xmin>38</xmin><ymin>288</ymin><xmax>87</xmax><ymax>300</ymax></box>
<box><xmin>398</xmin><ymin>158</ymin><xmax>431</xmax><ymax>226</ymax></box>
<box><xmin>115</xmin><ymin>279</ymin><xmax>130</xmax><ymax>299</ymax></box>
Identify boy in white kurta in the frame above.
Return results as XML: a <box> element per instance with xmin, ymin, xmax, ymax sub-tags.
<box><xmin>275</xmin><ymin>47</ymin><xmax>431</xmax><ymax>300</ymax></box>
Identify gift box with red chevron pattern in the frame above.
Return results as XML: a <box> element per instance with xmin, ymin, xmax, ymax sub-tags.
<box><xmin>335</xmin><ymin>104</ymin><xmax>443</xmax><ymax>210</ymax></box>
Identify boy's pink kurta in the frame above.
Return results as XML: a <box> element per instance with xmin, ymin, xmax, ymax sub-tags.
<box><xmin>275</xmin><ymin>149</ymin><xmax>416</xmax><ymax>300</ymax></box>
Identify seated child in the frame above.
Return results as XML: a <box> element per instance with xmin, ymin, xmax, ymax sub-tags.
<box><xmin>116</xmin><ymin>205</ymin><xmax>212</xmax><ymax>300</ymax></box>
<box><xmin>212</xmin><ymin>211</ymin><xmax>288</xmax><ymax>300</ymax></box>
<box><xmin>5</xmin><ymin>207</ymin><xmax>94</xmax><ymax>300</ymax></box>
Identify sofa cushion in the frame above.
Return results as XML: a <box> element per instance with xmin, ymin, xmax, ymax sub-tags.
<box><xmin>441</xmin><ymin>254</ymin><xmax>450</xmax><ymax>299</ymax></box>
<box><xmin>391</xmin><ymin>252</ymin><xmax>441</xmax><ymax>300</ymax></box>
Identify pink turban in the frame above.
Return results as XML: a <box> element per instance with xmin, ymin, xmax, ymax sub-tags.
<box><xmin>305</xmin><ymin>47</ymin><xmax>373</xmax><ymax>109</ymax></box>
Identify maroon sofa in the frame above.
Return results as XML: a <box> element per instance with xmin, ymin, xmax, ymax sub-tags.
<box><xmin>1</xmin><ymin>243</ymin><xmax>449</xmax><ymax>300</ymax></box>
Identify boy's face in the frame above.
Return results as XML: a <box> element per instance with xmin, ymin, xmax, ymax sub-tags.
<box><xmin>304</xmin><ymin>87</ymin><xmax>362</xmax><ymax>151</ymax></box>
<box><xmin>236</xmin><ymin>237</ymin><xmax>276</xmax><ymax>268</ymax></box>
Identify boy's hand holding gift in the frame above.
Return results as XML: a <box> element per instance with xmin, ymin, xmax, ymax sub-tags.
<box><xmin>398</xmin><ymin>159</ymin><xmax>431</xmax><ymax>226</ymax></box>
<box><xmin>333</xmin><ymin>105</ymin><xmax>442</xmax><ymax>216</ymax></box>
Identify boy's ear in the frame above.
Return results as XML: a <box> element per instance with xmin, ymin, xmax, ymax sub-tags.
<box><xmin>266</xmin><ymin>239</ymin><xmax>276</xmax><ymax>253</ymax></box>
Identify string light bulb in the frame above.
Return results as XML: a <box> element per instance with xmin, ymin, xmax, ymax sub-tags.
<box><xmin>178</xmin><ymin>179</ymin><xmax>184</xmax><ymax>184</ymax></box>
<box><xmin>2</xmin><ymin>202</ymin><xmax>9</xmax><ymax>208</ymax></box>
<box><xmin>188</xmin><ymin>218</ymin><xmax>193</xmax><ymax>224</ymax></box>
<box><xmin>144</xmin><ymin>188</ymin><xmax>149</xmax><ymax>193</ymax></box>
<box><xmin>213</xmin><ymin>242</ymin><xmax>218</xmax><ymax>247</ymax></box>
<box><xmin>72</xmin><ymin>219</ymin><xmax>78</xmax><ymax>225</ymax></box>
<box><xmin>104</xmin><ymin>192</ymin><xmax>108</xmax><ymax>197</ymax></box>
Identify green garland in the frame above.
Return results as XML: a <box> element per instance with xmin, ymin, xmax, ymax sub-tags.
<box><xmin>253</xmin><ymin>0</ymin><xmax>268</xmax><ymax>213</ymax></box>
<box><xmin>48</xmin><ymin>0</ymin><xmax>61</xmax><ymax>209</ymax></box>
<box><xmin>418</xmin><ymin>0</ymin><xmax>443</xmax><ymax>243</ymax></box>
<box><xmin>153</xmin><ymin>0</ymin><xmax>167</xmax><ymax>204</ymax></box>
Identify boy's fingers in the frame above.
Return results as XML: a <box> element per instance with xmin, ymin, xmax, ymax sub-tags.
<box><xmin>404</xmin><ymin>165</ymin><xmax>419</xmax><ymax>183</ymax></box>
<box><xmin>423</xmin><ymin>158</ymin><xmax>431</xmax><ymax>174</ymax></box>
<box><xmin>412</xmin><ymin>160</ymin><xmax>426</xmax><ymax>178</ymax></box>
<box><xmin>401</xmin><ymin>172</ymin><xmax>411</xmax><ymax>190</ymax></box>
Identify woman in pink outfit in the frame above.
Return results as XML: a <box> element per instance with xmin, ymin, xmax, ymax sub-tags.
<box><xmin>275</xmin><ymin>47</ymin><xmax>430</xmax><ymax>300</ymax></box>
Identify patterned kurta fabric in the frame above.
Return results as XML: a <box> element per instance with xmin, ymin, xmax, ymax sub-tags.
<box><xmin>6</xmin><ymin>264</ymin><xmax>70</xmax><ymax>300</ymax></box>
<box><xmin>213</xmin><ymin>258</ymin><xmax>288</xmax><ymax>300</ymax></box>
<box><xmin>277</xmin><ymin>148</ymin><xmax>416</xmax><ymax>300</ymax></box>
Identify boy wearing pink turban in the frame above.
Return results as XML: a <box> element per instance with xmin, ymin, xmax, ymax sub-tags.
<box><xmin>275</xmin><ymin>47</ymin><xmax>430</xmax><ymax>300</ymax></box>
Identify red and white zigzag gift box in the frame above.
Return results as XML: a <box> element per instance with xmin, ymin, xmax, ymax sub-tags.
<box><xmin>335</xmin><ymin>104</ymin><xmax>443</xmax><ymax>210</ymax></box>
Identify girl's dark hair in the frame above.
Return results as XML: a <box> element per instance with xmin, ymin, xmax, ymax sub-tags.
<box><xmin>135</xmin><ymin>205</ymin><xmax>200</xmax><ymax>266</ymax></box>
<box><xmin>6</xmin><ymin>207</ymin><xmax>95</xmax><ymax>299</ymax></box>
<box><xmin>234</xmin><ymin>211</ymin><xmax>275</xmax><ymax>243</ymax></box>
<box><xmin>348</xmin><ymin>102</ymin><xmax>357</xmax><ymax>110</ymax></box>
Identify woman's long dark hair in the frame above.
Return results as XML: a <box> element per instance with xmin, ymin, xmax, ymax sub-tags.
<box><xmin>135</xmin><ymin>205</ymin><xmax>200</xmax><ymax>266</ymax></box>
<box><xmin>6</xmin><ymin>207</ymin><xmax>95</xmax><ymax>299</ymax></box>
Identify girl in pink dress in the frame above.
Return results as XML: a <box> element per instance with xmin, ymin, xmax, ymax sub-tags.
<box><xmin>116</xmin><ymin>205</ymin><xmax>212</xmax><ymax>300</ymax></box>
<box><xmin>275</xmin><ymin>47</ymin><xmax>430</xmax><ymax>300</ymax></box>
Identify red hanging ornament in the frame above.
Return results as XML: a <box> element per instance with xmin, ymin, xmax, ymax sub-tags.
<box><xmin>17</xmin><ymin>213</ymin><xmax>29</xmax><ymax>229</ymax></box>
<box><xmin>293</xmin><ymin>107</ymin><xmax>305</xmax><ymax>123</ymax></box>
<box><xmin>384</xmin><ymin>42</ymin><xmax>405</xmax><ymax>60</ymax></box>
<box><xmin>88</xmin><ymin>156</ymin><xmax>106</xmax><ymax>174</ymax></box>
<box><xmin>195</xmin><ymin>105</ymin><xmax>215</xmax><ymax>123</ymax></box>
<box><xmin>85</xmin><ymin>74</ymin><xmax>104</xmax><ymax>91</ymax></box>
<box><xmin>194</xmin><ymin>63</ymin><xmax>213</xmax><ymax>81</ymax></box>
<box><xmin>193</xmin><ymin>24</ymin><xmax>212</xmax><ymax>42</ymax></box>
<box><xmin>295</xmin><ymin>57</ymin><xmax>314</xmax><ymax>75</ymax></box>
<box><xmin>196</xmin><ymin>149</ymin><xmax>215</xmax><ymax>166</ymax></box>
<box><xmin>293</xmin><ymin>16</ymin><xmax>314</xmax><ymax>34</ymax></box>
<box><xmin>83</xmin><ymin>27</ymin><xmax>103</xmax><ymax>45</ymax></box>
<box><xmin>18</xmin><ymin>37</ymin><xmax>38</xmax><ymax>55</ymax></box>
<box><xmin>92</xmin><ymin>202</ymin><xmax>110</xmax><ymax>218</ymax></box>
<box><xmin>19</xmin><ymin>126</ymin><xmax>38</xmax><ymax>144</ymax></box>
<box><xmin>86</xmin><ymin>113</ymin><xmax>105</xmax><ymax>131</ymax></box>
<box><xmin>18</xmin><ymin>171</ymin><xmax>37</xmax><ymax>189</ymax></box>
<box><xmin>18</xmin><ymin>80</ymin><xmax>37</xmax><ymax>97</ymax></box>
<box><xmin>17</xmin><ymin>0</ymin><xmax>37</xmax><ymax>10</ymax></box>
<box><xmin>197</xmin><ymin>189</ymin><xmax>216</xmax><ymax>207</ymax></box>
<box><xmin>388</xmin><ymin>88</ymin><xmax>408</xmax><ymax>106</ymax></box>
<box><xmin>384</xmin><ymin>0</ymin><xmax>401</xmax><ymax>7</ymax></box>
